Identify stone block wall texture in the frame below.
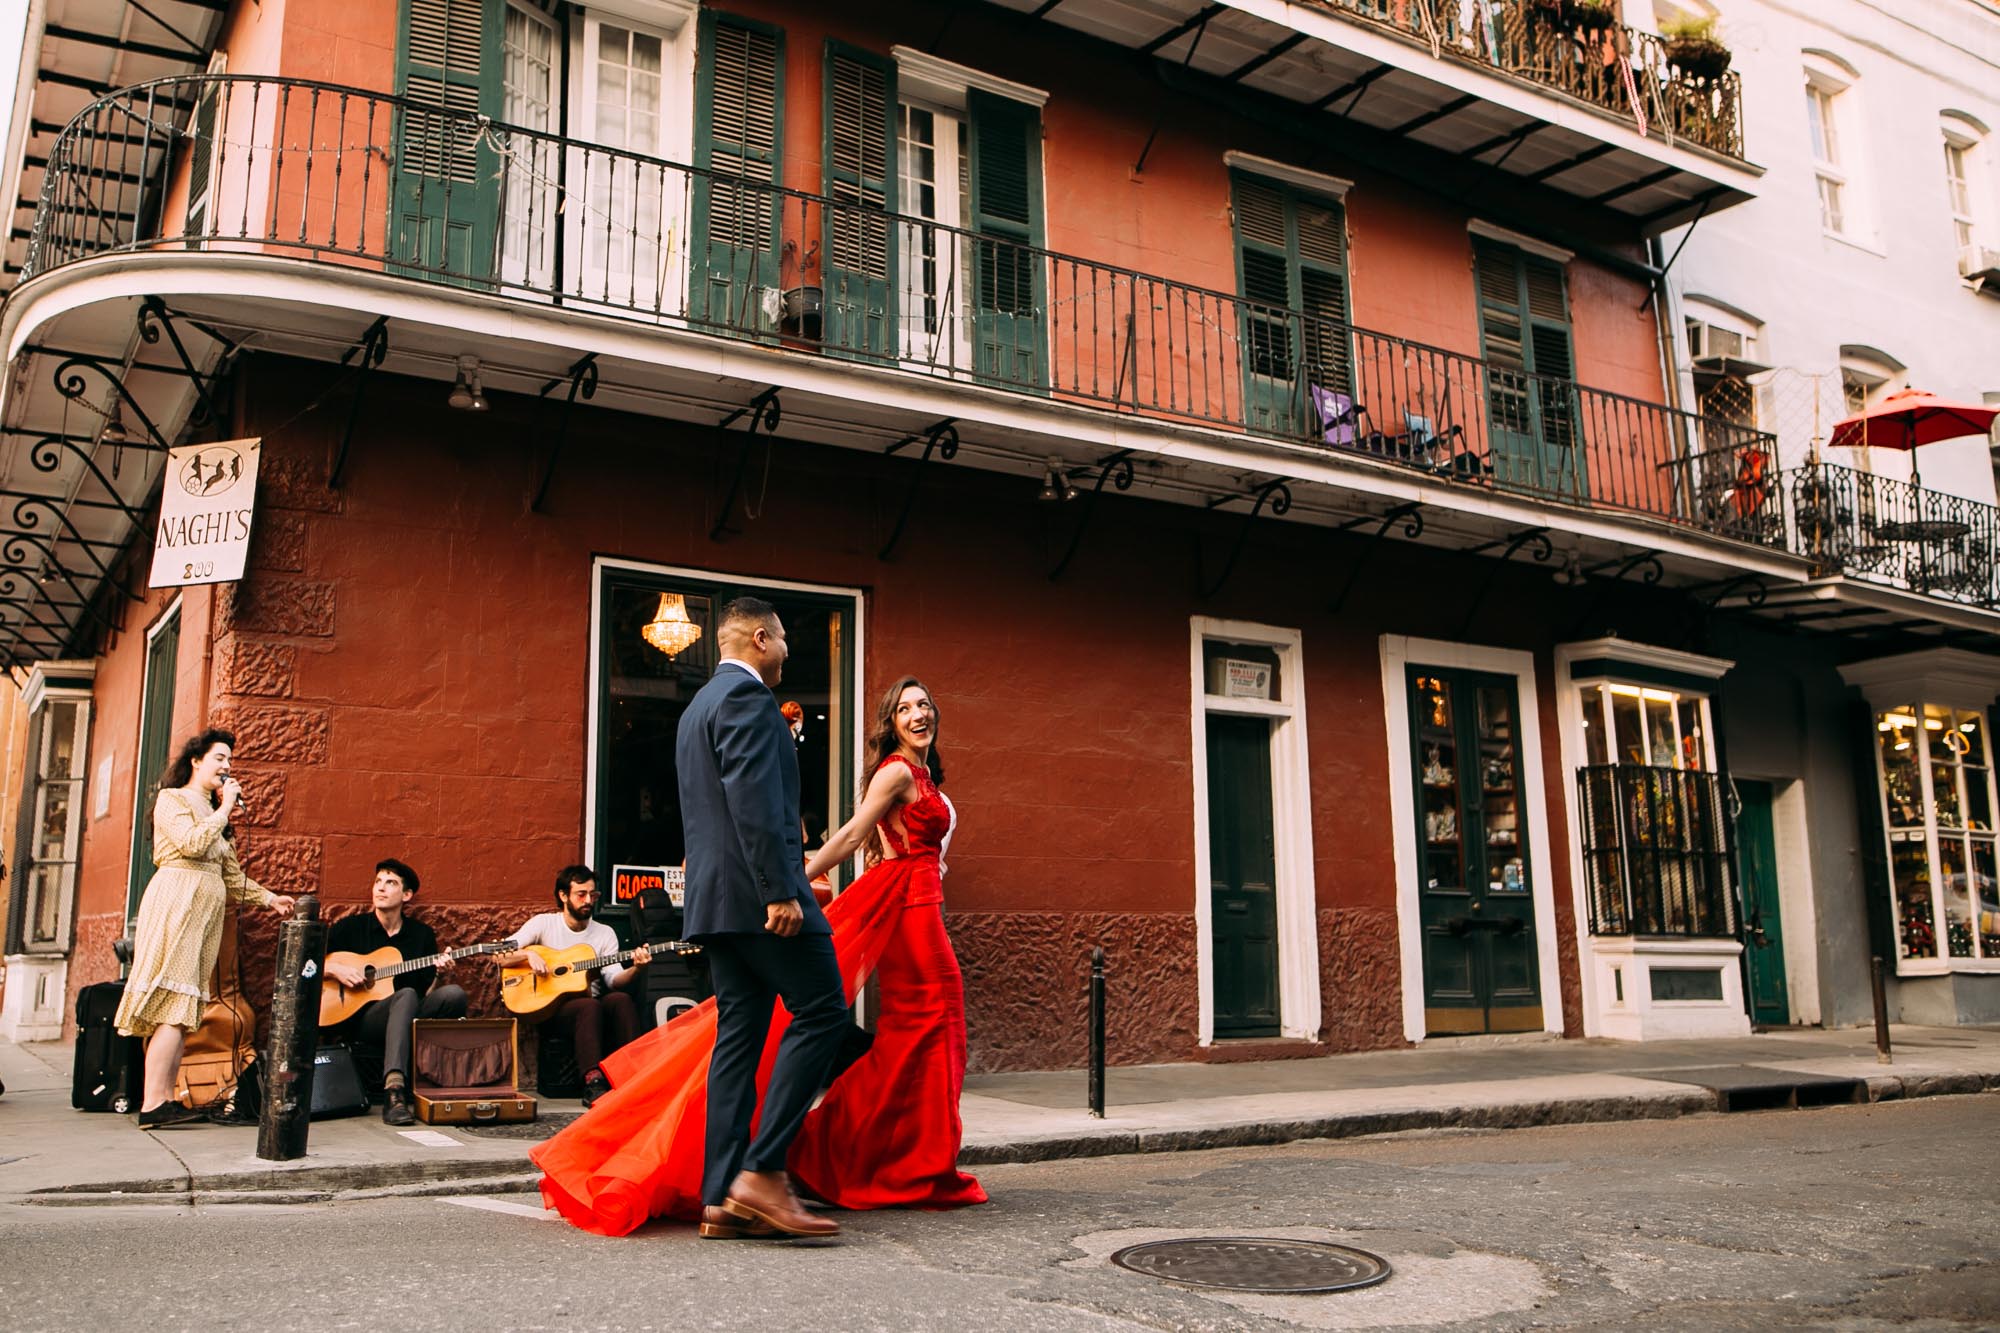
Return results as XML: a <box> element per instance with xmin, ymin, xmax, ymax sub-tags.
<box><xmin>46</xmin><ymin>351</ymin><xmax>1698</xmax><ymax>1061</ymax></box>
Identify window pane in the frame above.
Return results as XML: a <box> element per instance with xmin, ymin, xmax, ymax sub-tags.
<box><xmin>28</xmin><ymin>864</ymin><xmax>66</xmax><ymax>945</ymax></box>
<box><xmin>1941</xmin><ymin>838</ymin><xmax>1974</xmax><ymax>957</ymax></box>
<box><xmin>1955</xmin><ymin>710</ymin><xmax>1987</xmax><ymax>767</ymax></box>
<box><xmin>1974</xmin><ymin>840</ymin><xmax>1999</xmax><ymax>959</ymax></box>
<box><xmin>47</xmin><ymin>701</ymin><xmax>78</xmax><ymax>778</ymax></box>
<box><xmin>1204</xmin><ymin>641</ymin><xmax>1282</xmax><ymax>702</ymax></box>
<box><xmin>1891</xmin><ymin>834</ymin><xmax>1936</xmax><ymax>959</ymax></box>
<box><xmin>1879</xmin><ymin>707</ymin><xmax>1923</xmax><ymax>828</ymax></box>
<box><xmin>1648</xmin><ymin>699</ymin><xmax>1678</xmax><ymax>772</ymax></box>
<box><xmin>1610</xmin><ymin>688</ymin><xmax>1644</xmax><ymax>765</ymax></box>
<box><xmin>1966</xmin><ymin>767</ymin><xmax>1993</xmax><ymax>833</ymax></box>
<box><xmin>1580</xmin><ymin>686</ymin><xmax>1608</xmax><ymax>765</ymax></box>
<box><xmin>1677</xmin><ymin>698</ymin><xmax>1707</xmax><ymax>770</ymax></box>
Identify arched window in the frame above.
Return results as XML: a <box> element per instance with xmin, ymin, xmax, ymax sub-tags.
<box><xmin>1803</xmin><ymin>51</ymin><xmax>1864</xmax><ymax>241</ymax></box>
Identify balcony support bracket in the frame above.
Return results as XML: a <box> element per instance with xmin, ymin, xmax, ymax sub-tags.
<box><xmin>138</xmin><ymin>298</ymin><xmax>232</xmax><ymax>430</ymax></box>
<box><xmin>53</xmin><ymin>354</ymin><xmax>171</xmax><ymax>453</ymax></box>
<box><xmin>1048</xmin><ymin>450</ymin><xmax>1135</xmax><ymax>581</ymax></box>
<box><xmin>327</xmin><ymin>317</ymin><xmax>389</xmax><ymax>491</ymax></box>
<box><xmin>709</xmin><ymin>387</ymin><xmax>785</xmax><ymax>543</ymax></box>
<box><xmin>1327</xmin><ymin>503</ymin><xmax>1425</xmax><ymax>613</ymax></box>
<box><xmin>530</xmin><ymin>353</ymin><xmax>600</xmax><ymax>513</ymax></box>
<box><xmin>1199</xmin><ymin>478</ymin><xmax>1292</xmax><ymax>599</ymax></box>
<box><xmin>878</xmin><ymin>419</ymin><xmax>959</xmax><ymax>562</ymax></box>
<box><xmin>1459</xmin><ymin>526</ymin><xmax>1553</xmax><ymax>637</ymax></box>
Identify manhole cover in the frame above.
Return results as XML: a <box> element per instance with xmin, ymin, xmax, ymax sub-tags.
<box><xmin>1109</xmin><ymin>1236</ymin><xmax>1392</xmax><ymax>1294</ymax></box>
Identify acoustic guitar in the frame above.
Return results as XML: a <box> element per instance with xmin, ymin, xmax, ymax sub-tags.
<box><xmin>498</xmin><ymin>940</ymin><xmax>700</xmax><ymax>1017</ymax></box>
<box><xmin>318</xmin><ymin>940</ymin><xmax>514</xmax><ymax>1026</ymax></box>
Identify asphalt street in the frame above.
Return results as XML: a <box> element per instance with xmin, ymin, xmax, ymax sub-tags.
<box><xmin>2</xmin><ymin>1095</ymin><xmax>1994</xmax><ymax>1331</ymax></box>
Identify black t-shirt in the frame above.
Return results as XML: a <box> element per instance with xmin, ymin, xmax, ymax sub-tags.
<box><xmin>326</xmin><ymin>911</ymin><xmax>442</xmax><ymax>996</ymax></box>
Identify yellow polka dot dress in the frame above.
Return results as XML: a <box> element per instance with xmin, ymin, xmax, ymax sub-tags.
<box><xmin>115</xmin><ymin>787</ymin><xmax>274</xmax><ymax>1039</ymax></box>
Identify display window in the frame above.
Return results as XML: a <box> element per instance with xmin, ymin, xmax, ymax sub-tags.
<box><xmin>1874</xmin><ymin>704</ymin><xmax>2000</xmax><ymax>968</ymax></box>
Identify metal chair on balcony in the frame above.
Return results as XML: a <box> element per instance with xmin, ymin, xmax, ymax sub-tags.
<box><xmin>1400</xmin><ymin>410</ymin><xmax>1492</xmax><ymax>479</ymax></box>
<box><xmin>1308</xmin><ymin>385</ymin><xmax>1384</xmax><ymax>455</ymax></box>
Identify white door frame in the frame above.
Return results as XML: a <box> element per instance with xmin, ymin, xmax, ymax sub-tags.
<box><xmin>1189</xmin><ymin>616</ymin><xmax>1321</xmax><ymax>1045</ymax></box>
<box><xmin>1380</xmin><ymin>635</ymin><xmax>1562</xmax><ymax>1043</ymax></box>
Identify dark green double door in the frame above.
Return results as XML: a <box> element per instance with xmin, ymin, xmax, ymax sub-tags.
<box><xmin>1409</xmin><ymin>668</ymin><xmax>1542</xmax><ymax>1035</ymax></box>
<box><xmin>1735</xmin><ymin>779</ymin><xmax>1790</xmax><ymax>1027</ymax></box>
<box><xmin>1207</xmin><ymin>713</ymin><xmax>1279</xmax><ymax>1037</ymax></box>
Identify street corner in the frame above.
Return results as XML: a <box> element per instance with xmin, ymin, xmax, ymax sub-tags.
<box><xmin>1059</xmin><ymin>1224</ymin><xmax>1553</xmax><ymax>1330</ymax></box>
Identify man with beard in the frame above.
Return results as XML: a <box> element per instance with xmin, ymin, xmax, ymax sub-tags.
<box><xmin>497</xmin><ymin>865</ymin><xmax>651</xmax><ymax>1107</ymax></box>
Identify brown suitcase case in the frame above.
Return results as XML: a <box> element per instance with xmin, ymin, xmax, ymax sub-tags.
<box><xmin>411</xmin><ymin>1017</ymin><xmax>538</xmax><ymax>1126</ymax></box>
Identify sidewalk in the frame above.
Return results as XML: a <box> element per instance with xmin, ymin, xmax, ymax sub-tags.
<box><xmin>3</xmin><ymin>1024</ymin><xmax>1995</xmax><ymax>1206</ymax></box>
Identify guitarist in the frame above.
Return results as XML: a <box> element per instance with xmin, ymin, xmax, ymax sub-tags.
<box><xmin>495</xmin><ymin>865</ymin><xmax>651</xmax><ymax>1107</ymax></box>
<box><xmin>323</xmin><ymin>859</ymin><xmax>470</xmax><ymax>1125</ymax></box>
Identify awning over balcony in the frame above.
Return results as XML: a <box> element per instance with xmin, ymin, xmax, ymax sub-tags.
<box><xmin>985</xmin><ymin>0</ymin><xmax>1758</xmax><ymax>235</ymax></box>
<box><xmin>0</xmin><ymin>0</ymin><xmax>223</xmax><ymax>289</ymax></box>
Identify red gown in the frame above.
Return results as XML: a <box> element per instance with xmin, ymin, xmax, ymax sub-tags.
<box><xmin>532</xmin><ymin>756</ymin><xmax>986</xmax><ymax>1235</ymax></box>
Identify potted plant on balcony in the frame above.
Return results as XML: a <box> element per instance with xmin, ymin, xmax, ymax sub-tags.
<box><xmin>1663</xmin><ymin>15</ymin><xmax>1732</xmax><ymax>82</ymax></box>
<box><xmin>1564</xmin><ymin>0</ymin><xmax>1618</xmax><ymax>37</ymax></box>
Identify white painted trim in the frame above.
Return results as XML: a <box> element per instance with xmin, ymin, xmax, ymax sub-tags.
<box><xmin>573</xmin><ymin>0</ymin><xmax>695</xmax><ymax>32</ymax></box>
<box><xmin>1838</xmin><ymin>647</ymin><xmax>2000</xmax><ymax>708</ymax></box>
<box><xmin>1771</xmin><ymin>778</ymin><xmax>1821</xmax><ymax>1026</ymax></box>
<box><xmin>584</xmin><ymin>559</ymin><xmax>867</xmax><ymax>894</ymax></box>
<box><xmin>1222</xmin><ymin>151</ymin><xmax>1353</xmax><ymax>200</ymax></box>
<box><xmin>1189</xmin><ymin>615</ymin><xmax>1320</xmax><ymax>1045</ymax></box>
<box><xmin>889</xmin><ymin>47</ymin><xmax>1049</xmax><ymax>109</ymax></box>
<box><xmin>1379</xmin><ymin>635</ymin><xmax>1562</xmax><ymax>1043</ymax></box>
<box><xmin>1467</xmin><ymin>220</ymin><xmax>1574</xmax><ymax>264</ymax></box>
<box><xmin>19</xmin><ymin>659</ymin><xmax>95</xmax><ymax>713</ymax></box>
<box><xmin>1560</xmin><ymin>635</ymin><xmax>1734</xmax><ymax>680</ymax></box>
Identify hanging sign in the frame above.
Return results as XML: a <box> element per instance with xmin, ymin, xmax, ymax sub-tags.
<box><xmin>149</xmin><ymin>437</ymin><xmax>262</xmax><ymax>589</ymax></box>
<box><xmin>611</xmin><ymin>864</ymin><xmax>684</xmax><ymax>906</ymax></box>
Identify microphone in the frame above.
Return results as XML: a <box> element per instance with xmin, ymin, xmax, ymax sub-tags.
<box><xmin>227</xmin><ymin>777</ymin><xmax>250</xmax><ymax>810</ymax></box>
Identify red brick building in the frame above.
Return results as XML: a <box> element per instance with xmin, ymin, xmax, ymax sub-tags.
<box><xmin>6</xmin><ymin>0</ymin><xmax>1996</xmax><ymax>1065</ymax></box>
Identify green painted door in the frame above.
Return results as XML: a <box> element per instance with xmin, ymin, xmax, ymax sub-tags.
<box><xmin>967</xmin><ymin>89</ymin><xmax>1046</xmax><ymax>389</ymax></box>
<box><xmin>691</xmin><ymin>12</ymin><xmax>783</xmax><ymax>337</ymax></box>
<box><xmin>1410</xmin><ymin>668</ymin><xmax>1542</xmax><ymax>1035</ymax></box>
<box><xmin>1735</xmin><ymin>779</ymin><xmax>1790</xmax><ymax>1026</ymax></box>
<box><xmin>1233</xmin><ymin>172</ymin><xmax>1351</xmax><ymax>439</ymax></box>
<box><xmin>126</xmin><ymin>607</ymin><xmax>180</xmax><ymax>926</ymax></box>
<box><xmin>1474</xmin><ymin>241</ymin><xmax>1584</xmax><ymax>498</ymax></box>
<box><xmin>392</xmin><ymin>0</ymin><xmax>503</xmax><ymax>284</ymax></box>
<box><xmin>1208</xmin><ymin>713</ymin><xmax>1279</xmax><ymax>1037</ymax></box>
<box><xmin>821</xmin><ymin>43</ymin><xmax>896</xmax><ymax>359</ymax></box>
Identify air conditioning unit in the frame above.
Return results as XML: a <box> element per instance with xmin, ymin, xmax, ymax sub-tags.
<box><xmin>1961</xmin><ymin>246</ymin><xmax>2000</xmax><ymax>294</ymax></box>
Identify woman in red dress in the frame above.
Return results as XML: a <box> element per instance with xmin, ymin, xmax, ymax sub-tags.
<box><xmin>533</xmin><ymin>676</ymin><xmax>986</xmax><ymax>1235</ymax></box>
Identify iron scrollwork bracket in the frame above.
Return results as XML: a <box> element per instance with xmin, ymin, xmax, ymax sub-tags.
<box><xmin>327</xmin><ymin>317</ymin><xmax>390</xmax><ymax>490</ymax></box>
<box><xmin>1199</xmin><ymin>477</ymin><xmax>1292</xmax><ymax>599</ymax></box>
<box><xmin>53</xmin><ymin>355</ymin><xmax>171</xmax><ymax>452</ymax></box>
<box><xmin>138</xmin><ymin>297</ymin><xmax>233</xmax><ymax>429</ymax></box>
<box><xmin>711</xmin><ymin>387</ymin><xmax>785</xmax><ymax>543</ymax></box>
<box><xmin>1047</xmin><ymin>450</ymin><xmax>1136</xmax><ymax>581</ymax></box>
<box><xmin>1459</xmin><ymin>526</ymin><xmax>1553</xmax><ymax>638</ymax></box>
<box><xmin>1327</xmin><ymin>502</ymin><xmax>1424</xmax><ymax>613</ymax></box>
<box><xmin>531</xmin><ymin>353</ymin><xmax>600</xmax><ymax>513</ymax></box>
<box><xmin>877</xmin><ymin>419</ymin><xmax>960</xmax><ymax>562</ymax></box>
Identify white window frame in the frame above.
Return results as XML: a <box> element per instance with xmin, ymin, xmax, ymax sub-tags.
<box><xmin>498</xmin><ymin>0</ymin><xmax>561</xmax><ymax>294</ymax></box>
<box><xmin>895</xmin><ymin>96</ymin><xmax>972</xmax><ymax>372</ymax></box>
<box><xmin>1805</xmin><ymin>75</ymin><xmax>1849</xmax><ymax>238</ymax></box>
<box><xmin>1576</xmin><ymin>681</ymin><xmax>1719</xmax><ymax>772</ymax></box>
<box><xmin>1188</xmin><ymin>616</ymin><xmax>1320</xmax><ymax>1045</ymax></box>
<box><xmin>125</xmin><ymin>598</ymin><xmax>182</xmax><ymax>928</ymax></box>
<box><xmin>1940</xmin><ymin>119</ymin><xmax>1989</xmax><ymax>274</ymax></box>
<box><xmin>1381</xmin><ymin>636</ymin><xmax>1562</xmax><ymax>1043</ymax></box>
<box><xmin>14</xmin><ymin>665</ymin><xmax>96</xmax><ymax>956</ymax></box>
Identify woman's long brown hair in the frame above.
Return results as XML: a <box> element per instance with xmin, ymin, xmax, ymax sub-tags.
<box><xmin>859</xmin><ymin>675</ymin><xmax>944</xmax><ymax>793</ymax></box>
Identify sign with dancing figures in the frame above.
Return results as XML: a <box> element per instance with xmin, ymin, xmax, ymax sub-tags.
<box><xmin>149</xmin><ymin>437</ymin><xmax>262</xmax><ymax>589</ymax></box>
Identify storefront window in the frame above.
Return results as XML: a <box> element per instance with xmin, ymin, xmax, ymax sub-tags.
<box><xmin>1575</xmin><ymin>682</ymin><xmax>1715</xmax><ymax>771</ymax></box>
<box><xmin>1872</xmin><ymin>703</ymin><xmax>2000</xmax><ymax>968</ymax></box>
<box><xmin>14</xmin><ymin>694</ymin><xmax>91</xmax><ymax>954</ymax></box>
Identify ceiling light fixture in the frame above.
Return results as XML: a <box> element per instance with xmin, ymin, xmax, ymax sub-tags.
<box><xmin>448</xmin><ymin>356</ymin><xmax>489</xmax><ymax>412</ymax></box>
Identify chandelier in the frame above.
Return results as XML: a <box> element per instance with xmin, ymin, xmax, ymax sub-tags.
<box><xmin>641</xmin><ymin>592</ymin><xmax>702</xmax><ymax>659</ymax></box>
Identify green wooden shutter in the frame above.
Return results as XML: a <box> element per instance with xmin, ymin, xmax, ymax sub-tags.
<box><xmin>822</xmin><ymin>43</ymin><xmax>896</xmax><ymax>358</ymax></box>
<box><xmin>692</xmin><ymin>11</ymin><xmax>784</xmax><ymax>335</ymax></box>
<box><xmin>394</xmin><ymin>0</ymin><xmax>502</xmax><ymax>282</ymax></box>
<box><xmin>183</xmin><ymin>55</ymin><xmax>225</xmax><ymax>244</ymax></box>
<box><xmin>1474</xmin><ymin>241</ymin><xmax>1583</xmax><ymax>495</ymax></box>
<box><xmin>1232</xmin><ymin>172</ymin><xmax>1351</xmax><ymax>436</ymax></box>
<box><xmin>967</xmin><ymin>89</ymin><xmax>1045</xmax><ymax>388</ymax></box>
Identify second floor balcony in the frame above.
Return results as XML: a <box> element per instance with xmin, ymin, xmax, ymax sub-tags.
<box><xmin>18</xmin><ymin>76</ymin><xmax>1780</xmax><ymax>546</ymax></box>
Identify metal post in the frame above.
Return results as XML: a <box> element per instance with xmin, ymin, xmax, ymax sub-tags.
<box><xmin>1088</xmin><ymin>946</ymin><xmax>1106</xmax><ymax>1119</ymax></box>
<box><xmin>257</xmin><ymin>894</ymin><xmax>325</xmax><ymax>1160</ymax></box>
<box><xmin>1870</xmin><ymin>955</ymin><xmax>1893</xmax><ymax>1065</ymax></box>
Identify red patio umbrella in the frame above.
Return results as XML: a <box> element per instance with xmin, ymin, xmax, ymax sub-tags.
<box><xmin>1827</xmin><ymin>387</ymin><xmax>1999</xmax><ymax>487</ymax></box>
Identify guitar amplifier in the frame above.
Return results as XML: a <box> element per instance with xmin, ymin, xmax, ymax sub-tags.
<box><xmin>411</xmin><ymin>1017</ymin><xmax>536</xmax><ymax>1126</ymax></box>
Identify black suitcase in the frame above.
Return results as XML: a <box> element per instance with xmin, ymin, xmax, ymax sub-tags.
<box><xmin>309</xmin><ymin>1044</ymin><xmax>370</xmax><ymax>1120</ymax></box>
<box><xmin>72</xmin><ymin>981</ymin><xmax>143</xmax><ymax>1113</ymax></box>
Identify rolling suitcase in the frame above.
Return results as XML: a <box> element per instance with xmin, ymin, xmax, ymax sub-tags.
<box><xmin>72</xmin><ymin>981</ymin><xmax>142</xmax><ymax>1113</ymax></box>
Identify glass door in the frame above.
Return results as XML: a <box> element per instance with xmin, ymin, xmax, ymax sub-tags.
<box><xmin>1410</xmin><ymin>667</ymin><xmax>1541</xmax><ymax>1035</ymax></box>
<box><xmin>497</xmin><ymin>1</ymin><xmax>558</xmax><ymax>293</ymax></box>
<box><xmin>896</xmin><ymin>99</ymin><xmax>971</xmax><ymax>374</ymax></box>
<box><xmin>572</xmin><ymin>14</ymin><xmax>681</xmax><ymax>313</ymax></box>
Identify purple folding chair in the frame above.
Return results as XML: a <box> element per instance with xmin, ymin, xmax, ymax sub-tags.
<box><xmin>1309</xmin><ymin>385</ymin><xmax>1368</xmax><ymax>450</ymax></box>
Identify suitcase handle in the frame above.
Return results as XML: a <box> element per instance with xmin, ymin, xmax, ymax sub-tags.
<box><xmin>471</xmin><ymin>1101</ymin><xmax>499</xmax><ymax>1122</ymax></box>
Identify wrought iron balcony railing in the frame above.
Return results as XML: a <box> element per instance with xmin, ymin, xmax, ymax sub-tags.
<box><xmin>27</xmin><ymin>76</ymin><xmax>1771</xmax><ymax>536</ymax></box>
<box><xmin>1787</xmin><ymin>463</ymin><xmax>2000</xmax><ymax>607</ymax></box>
<box><xmin>1315</xmin><ymin>0</ymin><xmax>1745</xmax><ymax>159</ymax></box>
<box><xmin>1576</xmin><ymin>763</ymin><xmax>1739</xmax><ymax>939</ymax></box>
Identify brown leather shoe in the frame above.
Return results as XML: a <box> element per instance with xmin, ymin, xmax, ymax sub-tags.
<box><xmin>698</xmin><ymin>1204</ymin><xmax>779</xmax><ymax>1240</ymax></box>
<box><xmin>721</xmin><ymin>1170</ymin><xmax>840</xmax><ymax>1238</ymax></box>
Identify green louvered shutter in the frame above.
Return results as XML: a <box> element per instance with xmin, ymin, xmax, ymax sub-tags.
<box><xmin>822</xmin><ymin>43</ymin><xmax>896</xmax><ymax>358</ymax></box>
<box><xmin>1232</xmin><ymin>172</ymin><xmax>1351</xmax><ymax>437</ymax></box>
<box><xmin>393</xmin><ymin>0</ymin><xmax>502</xmax><ymax>283</ymax></box>
<box><xmin>691</xmin><ymin>12</ymin><xmax>783</xmax><ymax>336</ymax></box>
<box><xmin>967</xmin><ymin>89</ymin><xmax>1045</xmax><ymax>389</ymax></box>
<box><xmin>1474</xmin><ymin>241</ymin><xmax>1583</xmax><ymax>496</ymax></box>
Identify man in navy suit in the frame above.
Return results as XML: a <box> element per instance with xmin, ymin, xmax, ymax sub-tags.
<box><xmin>676</xmin><ymin>596</ymin><xmax>849</xmax><ymax>1239</ymax></box>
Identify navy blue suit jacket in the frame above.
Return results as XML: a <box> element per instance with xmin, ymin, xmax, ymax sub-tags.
<box><xmin>675</xmin><ymin>665</ymin><xmax>830</xmax><ymax>939</ymax></box>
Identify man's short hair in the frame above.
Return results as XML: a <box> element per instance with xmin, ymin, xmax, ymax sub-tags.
<box><xmin>719</xmin><ymin>595</ymin><xmax>778</xmax><ymax>635</ymax></box>
<box><xmin>376</xmin><ymin>858</ymin><xmax>420</xmax><ymax>895</ymax></box>
<box><xmin>553</xmin><ymin>864</ymin><xmax>597</xmax><ymax>901</ymax></box>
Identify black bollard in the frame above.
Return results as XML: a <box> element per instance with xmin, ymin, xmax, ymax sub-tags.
<box><xmin>258</xmin><ymin>894</ymin><xmax>325</xmax><ymax>1161</ymax></box>
<box><xmin>1870</xmin><ymin>955</ymin><xmax>1893</xmax><ymax>1065</ymax></box>
<box><xmin>1088</xmin><ymin>946</ymin><xmax>1105</xmax><ymax>1118</ymax></box>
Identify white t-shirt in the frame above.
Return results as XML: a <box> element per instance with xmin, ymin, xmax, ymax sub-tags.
<box><xmin>507</xmin><ymin>912</ymin><xmax>629</xmax><ymax>989</ymax></box>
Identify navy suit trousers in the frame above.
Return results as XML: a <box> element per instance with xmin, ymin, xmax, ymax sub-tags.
<box><xmin>700</xmin><ymin>930</ymin><xmax>849</xmax><ymax>1205</ymax></box>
